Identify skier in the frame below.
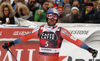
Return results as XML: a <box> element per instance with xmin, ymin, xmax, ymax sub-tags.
<box><xmin>2</xmin><ymin>8</ymin><xmax>98</xmax><ymax>61</ymax></box>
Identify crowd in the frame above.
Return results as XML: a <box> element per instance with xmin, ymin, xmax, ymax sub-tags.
<box><xmin>0</xmin><ymin>0</ymin><xmax>100</xmax><ymax>24</ymax></box>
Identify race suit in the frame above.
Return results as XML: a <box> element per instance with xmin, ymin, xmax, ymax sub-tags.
<box><xmin>13</xmin><ymin>25</ymin><xmax>89</xmax><ymax>61</ymax></box>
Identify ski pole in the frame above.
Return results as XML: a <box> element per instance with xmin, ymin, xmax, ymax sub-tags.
<box><xmin>8</xmin><ymin>50</ymin><xmax>18</xmax><ymax>61</ymax></box>
<box><xmin>93</xmin><ymin>57</ymin><xmax>94</xmax><ymax>61</ymax></box>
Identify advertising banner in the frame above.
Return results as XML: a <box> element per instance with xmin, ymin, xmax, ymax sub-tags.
<box><xmin>0</xmin><ymin>28</ymin><xmax>33</xmax><ymax>39</ymax></box>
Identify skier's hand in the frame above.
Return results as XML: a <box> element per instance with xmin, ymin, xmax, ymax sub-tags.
<box><xmin>88</xmin><ymin>48</ymin><xmax>98</xmax><ymax>58</ymax></box>
<box><xmin>91</xmin><ymin>49</ymin><xmax>98</xmax><ymax>58</ymax></box>
<box><xmin>2</xmin><ymin>42</ymin><xmax>15</xmax><ymax>51</ymax></box>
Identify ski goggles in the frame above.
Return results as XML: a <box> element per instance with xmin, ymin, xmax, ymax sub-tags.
<box><xmin>47</xmin><ymin>14</ymin><xmax>58</xmax><ymax>20</ymax></box>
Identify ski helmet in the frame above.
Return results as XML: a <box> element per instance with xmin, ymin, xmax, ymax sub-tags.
<box><xmin>46</xmin><ymin>8</ymin><xmax>59</xmax><ymax>22</ymax></box>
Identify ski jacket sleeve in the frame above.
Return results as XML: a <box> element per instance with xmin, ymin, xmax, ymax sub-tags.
<box><xmin>13</xmin><ymin>27</ymin><xmax>39</xmax><ymax>44</ymax></box>
<box><xmin>61</xmin><ymin>28</ymin><xmax>89</xmax><ymax>50</ymax></box>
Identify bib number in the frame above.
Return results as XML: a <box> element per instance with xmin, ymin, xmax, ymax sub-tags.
<box><xmin>45</xmin><ymin>41</ymin><xmax>49</xmax><ymax>47</ymax></box>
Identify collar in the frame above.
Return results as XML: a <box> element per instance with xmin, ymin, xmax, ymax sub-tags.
<box><xmin>45</xmin><ymin>25</ymin><xmax>57</xmax><ymax>29</ymax></box>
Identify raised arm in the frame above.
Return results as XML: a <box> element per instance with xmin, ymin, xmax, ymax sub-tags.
<box><xmin>61</xmin><ymin>28</ymin><xmax>98</xmax><ymax>58</ymax></box>
<box><xmin>61</xmin><ymin>28</ymin><xmax>88</xmax><ymax>49</ymax></box>
<box><xmin>2</xmin><ymin>27</ymin><xmax>39</xmax><ymax>50</ymax></box>
<box><xmin>13</xmin><ymin>27</ymin><xmax>39</xmax><ymax>44</ymax></box>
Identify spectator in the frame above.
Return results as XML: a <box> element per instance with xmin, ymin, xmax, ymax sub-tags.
<box><xmin>70</xmin><ymin>0</ymin><xmax>83</xmax><ymax>4</ymax></box>
<box><xmin>60</xmin><ymin>3</ymin><xmax>71</xmax><ymax>23</ymax></box>
<box><xmin>19</xmin><ymin>0</ymin><xmax>27</xmax><ymax>4</ymax></box>
<box><xmin>14</xmin><ymin>2</ymin><xmax>22</xmax><ymax>18</ymax></box>
<box><xmin>27</xmin><ymin>0</ymin><xmax>40</xmax><ymax>16</ymax></box>
<box><xmin>34</xmin><ymin>0</ymin><xmax>49</xmax><ymax>22</ymax></box>
<box><xmin>81</xmin><ymin>0</ymin><xmax>91</xmax><ymax>11</ymax></box>
<box><xmin>66</xmin><ymin>6</ymin><xmax>81</xmax><ymax>23</ymax></box>
<box><xmin>72</xmin><ymin>0</ymin><xmax>82</xmax><ymax>12</ymax></box>
<box><xmin>81</xmin><ymin>3</ymin><xmax>100</xmax><ymax>23</ymax></box>
<box><xmin>12</xmin><ymin>0</ymin><xmax>19</xmax><ymax>9</ymax></box>
<box><xmin>63</xmin><ymin>3</ymin><xmax>71</xmax><ymax>16</ymax></box>
<box><xmin>55</xmin><ymin>0</ymin><xmax>63</xmax><ymax>6</ymax></box>
<box><xmin>48</xmin><ymin>2</ymin><xmax>54</xmax><ymax>8</ymax></box>
<box><xmin>78</xmin><ymin>0</ymin><xmax>82</xmax><ymax>3</ymax></box>
<box><xmin>62</xmin><ymin>0</ymin><xmax>70</xmax><ymax>7</ymax></box>
<box><xmin>92</xmin><ymin>1</ymin><xmax>98</xmax><ymax>11</ymax></box>
<box><xmin>97</xmin><ymin>1</ymin><xmax>100</xmax><ymax>11</ymax></box>
<box><xmin>72</xmin><ymin>0</ymin><xmax>80</xmax><ymax>8</ymax></box>
<box><xmin>48</xmin><ymin>0</ymin><xmax>57</xmax><ymax>8</ymax></box>
<box><xmin>0</xmin><ymin>2</ymin><xmax>15</xmax><ymax>24</ymax></box>
<box><xmin>57</xmin><ymin>6</ymin><xmax>65</xmax><ymax>23</ymax></box>
<box><xmin>17</xmin><ymin>4</ymin><xmax>34</xmax><ymax>21</ymax></box>
<box><xmin>83</xmin><ymin>0</ymin><xmax>89</xmax><ymax>3</ymax></box>
<box><xmin>1</xmin><ymin>0</ymin><xmax>10</xmax><ymax>4</ymax></box>
<box><xmin>13</xmin><ymin>2</ymin><xmax>23</xmax><ymax>24</ymax></box>
<box><xmin>92</xmin><ymin>1</ymin><xmax>98</xmax><ymax>8</ymax></box>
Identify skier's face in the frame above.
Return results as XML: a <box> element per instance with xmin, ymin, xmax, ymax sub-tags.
<box><xmin>47</xmin><ymin>18</ymin><xmax>57</xmax><ymax>26</ymax></box>
<box><xmin>47</xmin><ymin>13</ymin><xmax>58</xmax><ymax>26</ymax></box>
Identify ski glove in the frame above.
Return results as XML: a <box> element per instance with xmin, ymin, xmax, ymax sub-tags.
<box><xmin>2</xmin><ymin>42</ymin><xmax>15</xmax><ymax>51</ymax></box>
<box><xmin>88</xmin><ymin>48</ymin><xmax>98</xmax><ymax>58</ymax></box>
